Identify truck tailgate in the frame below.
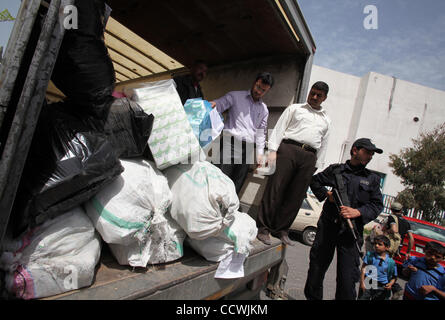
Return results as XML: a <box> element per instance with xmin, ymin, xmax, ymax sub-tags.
<box><xmin>44</xmin><ymin>238</ymin><xmax>285</xmax><ymax>300</ymax></box>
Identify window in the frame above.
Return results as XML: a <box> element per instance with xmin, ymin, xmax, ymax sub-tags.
<box><xmin>300</xmin><ymin>199</ymin><xmax>313</xmax><ymax>211</ymax></box>
<box><xmin>409</xmin><ymin>220</ymin><xmax>445</xmax><ymax>243</ymax></box>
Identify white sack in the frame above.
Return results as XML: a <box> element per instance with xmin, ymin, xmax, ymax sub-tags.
<box><xmin>0</xmin><ymin>207</ymin><xmax>101</xmax><ymax>299</ymax></box>
<box><xmin>109</xmin><ymin>210</ymin><xmax>186</xmax><ymax>267</ymax></box>
<box><xmin>85</xmin><ymin>159</ymin><xmax>171</xmax><ymax>246</ymax></box>
<box><xmin>164</xmin><ymin>161</ymin><xmax>239</xmax><ymax>240</ymax></box>
<box><xmin>186</xmin><ymin>211</ymin><xmax>258</xmax><ymax>262</ymax></box>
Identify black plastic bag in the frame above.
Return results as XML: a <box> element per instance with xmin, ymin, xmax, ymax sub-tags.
<box><xmin>51</xmin><ymin>0</ymin><xmax>115</xmax><ymax>119</ymax></box>
<box><xmin>102</xmin><ymin>97</ymin><xmax>154</xmax><ymax>159</ymax></box>
<box><xmin>10</xmin><ymin>102</ymin><xmax>124</xmax><ymax>236</ymax></box>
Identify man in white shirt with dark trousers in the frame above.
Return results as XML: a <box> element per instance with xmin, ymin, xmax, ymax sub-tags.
<box><xmin>256</xmin><ymin>81</ymin><xmax>331</xmax><ymax>246</ymax></box>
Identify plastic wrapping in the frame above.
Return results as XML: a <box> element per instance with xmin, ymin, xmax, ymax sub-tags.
<box><xmin>183</xmin><ymin>98</ymin><xmax>224</xmax><ymax>148</ymax></box>
<box><xmin>10</xmin><ymin>103</ymin><xmax>124</xmax><ymax>236</ymax></box>
<box><xmin>51</xmin><ymin>0</ymin><xmax>115</xmax><ymax>119</ymax></box>
<box><xmin>125</xmin><ymin>80</ymin><xmax>203</xmax><ymax>170</ymax></box>
<box><xmin>103</xmin><ymin>97</ymin><xmax>154</xmax><ymax>159</ymax></box>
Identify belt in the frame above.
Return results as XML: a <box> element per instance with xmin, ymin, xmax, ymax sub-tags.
<box><xmin>283</xmin><ymin>139</ymin><xmax>317</xmax><ymax>154</ymax></box>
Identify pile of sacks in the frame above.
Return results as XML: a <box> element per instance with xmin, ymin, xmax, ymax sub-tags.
<box><xmin>0</xmin><ymin>1</ymin><xmax>257</xmax><ymax>300</ymax></box>
<box><xmin>0</xmin><ymin>74</ymin><xmax>258</xmax><ymax>298</ymax></box>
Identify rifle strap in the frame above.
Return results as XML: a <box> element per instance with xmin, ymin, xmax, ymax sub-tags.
<box><xmin>333</xmin><ymin>166</ymin><xmax>360</xmax><ymax>236</ymax></box>
<box><xmin>333</xmin><ymin>166</ymin><xmax>351</xmax><ymax>207</ymax></box>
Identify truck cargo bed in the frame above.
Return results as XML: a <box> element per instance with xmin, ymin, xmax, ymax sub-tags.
<box><xmin>45</xmin><ymin>238</ymin><xmax>285</xmax><ymax>300</ymax></box>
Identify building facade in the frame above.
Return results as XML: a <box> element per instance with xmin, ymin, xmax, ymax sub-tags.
<box><xmin>309</xmin><ymin>65</ymin><xmax>445</xmax><ymax>197</ymax></box>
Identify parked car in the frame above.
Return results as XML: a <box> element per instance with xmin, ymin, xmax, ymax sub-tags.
<box><xmin>394</xmin><ymin>217</ymin><xmax>445</xmax><ymax>269</ymax></box>
<box><xmin>290</xmin><ymin>193</ymin><xmax>323</xmax><ymax>246</ymax></box>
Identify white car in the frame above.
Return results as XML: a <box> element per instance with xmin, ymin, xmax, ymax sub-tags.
<box><xmin>290</xmin><ymin>193</ymin><xmax>323</xmax><ymax>246</ymax></box>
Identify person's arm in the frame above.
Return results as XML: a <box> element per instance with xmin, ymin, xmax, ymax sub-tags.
<box><xmin>419</xmin><ymin>285</ymin><xmax>445</xmax><ymax>300</ymax></box>
<box><xmin>267</xmin><ymin>104</ymin><xmax>294</xmax><ymax>152</ymax></box>
<box><xmin>404</xmin><ymin>222</ymin><xmax>415</xmax><ymax>260</ymax></box>
<box><xmin>210</xmin><ymin>92</ymin><xmax>235</xmax><ymax>113</ymax></box>
<box><xmin>389</xmin><ymin>219</ymin><xmax>399</xmax><ymax>234</ymax></box>
<box><xmin>360</xmin><ymin>263</ymin><xmax>368</xmax><ymax>291</ymax></box>
<box><xmin>402</xmin><ymin>264</ymin><xmax>418</xmax><ymax>278</ymax></box>
<box><xmin>385</xmin><ymin>277</ymin><xmax>397</xmax><ymax>290</ymax></box>
<box><xmin>315</xmin><ymin>125</ymin><xmax>330</xmax><ymax>170</ymax></box>
<box><xmin>309</xmin><ymin>164</ymin><xmax>337</xmax><ymax>203</ymax></box>
<box><xmin>255</xmin><ymin>108</ymin><xmax>268</xmax><ymax>163</ymax></box>
<box><xmin>355</xmin><ymin>175</ymin><xmax>384</xmax><ymax>225</ymax></box>
<box><xmin>264</xmin><ymin>105</ymin><xmax>294</xmax><ymax>168</ymax></box>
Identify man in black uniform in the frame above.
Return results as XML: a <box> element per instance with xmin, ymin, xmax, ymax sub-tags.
<box><xmin>304</xmin><ymin>138</ymin><xmax>384</xmax><ymax>300</ymax></box>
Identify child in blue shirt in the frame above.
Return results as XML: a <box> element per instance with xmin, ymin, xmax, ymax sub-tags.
<box><xmin>402</xmin><ymin>241</ymin><xmax>445</xmax><ymax>300</ymax></box>
<box><xmin>359</xmin><ymin>235</ymin><xmax>397</xmax><ymax>300</ymax></box>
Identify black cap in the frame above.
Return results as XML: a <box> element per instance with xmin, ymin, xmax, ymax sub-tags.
<box><xmin>352</xmin><ymin>138</ymin><xmax>383</xmax><ymax>154</ymax></box>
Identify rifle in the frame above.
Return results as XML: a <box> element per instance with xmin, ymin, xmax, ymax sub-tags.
<box><xmin>332</xmin><ymin>188</ymin><xmax>363</xmax><ymax>257</ymax></box>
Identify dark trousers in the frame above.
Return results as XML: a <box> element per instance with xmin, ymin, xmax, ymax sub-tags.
<box><xmin>304</xmin><ymin>216</ymin><xmax>362</xmax><ymax>300</ymax></box>
<box><xmin>216</xmin><ymin>137</ymin><xmax>252</xmax><ymax>194</ymax></box>
<box><xmin>256</xmin><ymin>141</ymin><xmax>317</xmax><ymax>237</ymax></box>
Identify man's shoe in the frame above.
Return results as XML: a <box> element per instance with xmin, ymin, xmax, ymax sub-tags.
<box><xmin>280</xmin><ymin>234</ymin><xmax>295</xmax><ymax>246</ymax></box>
<box><xmin>257</xmin><ymin>232</ymin><xmax>271</xmax><ymax>245</ymax></box>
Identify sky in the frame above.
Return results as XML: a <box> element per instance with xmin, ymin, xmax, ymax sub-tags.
<box><xmin>0</xmin><ymin>0</ymin><xmax>19</xmax><ymax>53</ymax></box>
<box><xmin>1</xmin><ymin>1</ymin><xmax>445</xmax><ymax>91</ymax></box>
<box><xmin>298</xmin><ymin>0</ymin><xmax>445</xmax><ymax>91</ymax></box>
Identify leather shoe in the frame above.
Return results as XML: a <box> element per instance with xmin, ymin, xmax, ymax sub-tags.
<box><xmin>257</xmin><ymin>232</ymin><xmax>271</xmax><ymax>245</ymax></box>
<box><xmin>280</xmin><ymin>234</ymin><xmax>295</xmax><ymax>246</ymax></box>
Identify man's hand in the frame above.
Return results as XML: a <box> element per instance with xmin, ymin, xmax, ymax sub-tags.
<box><xmin>210</xmin><ymin>101</ymin><xmax>216</xmax><ymax>108</ymax></box>
<box><xmin>384</xmin><ymin>282</ymin><xmax>394</xmax><ymax>290</ymax></box>
<box><xmin>267</xmin><ymin>151</ymin><xmax>277</xmax><ymax>167</ymax></box>
<box><xmin>340</xmin><ymin>206</ymin><xmax>361</xmax><ymax>219</ymax></box>
<box><xmin>419</xmin><ymin>285</ymin><xmax>437</xmax><ymax>296</ymax></box>
<box><xmin>407</xmin><ymin>264</ymin><xmax>418</xmax><ymax>273</ymax></box>
<box><xmin>327</xmin><ymin>191</ymin><xmax>334</xmax><ymax>203</ymax></box>
<box><xmin>256</xmin><ymin>154</ymin><xmax>264</xmax><ymax>168</ymax></box>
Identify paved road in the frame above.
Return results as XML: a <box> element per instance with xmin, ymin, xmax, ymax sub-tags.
<box><xmin>261</xmin><ymin>232</ymin><xmax>406</xmax><ymax>300</ymax></box>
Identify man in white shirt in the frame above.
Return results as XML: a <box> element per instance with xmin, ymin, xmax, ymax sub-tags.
<box><xmin>256</xmin><ymin>81</ymin><xmax>331</xmax><ymax>246</ymax></box>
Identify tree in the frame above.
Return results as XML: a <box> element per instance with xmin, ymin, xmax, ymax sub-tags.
<box><xmin>389</xmin><ymin>123</ymin><xmax>445</xmax><ymax>223</ymax></box>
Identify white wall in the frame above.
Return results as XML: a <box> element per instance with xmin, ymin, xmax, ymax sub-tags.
<box><xmin>309</xmin><ymin>65</ymin><xmax>361</xmax><ymax>167</ymax></box>
<box><xmin>309</xmin><ymin>65</ymin><xmax>445</xmax><ymax>196</ymax></box>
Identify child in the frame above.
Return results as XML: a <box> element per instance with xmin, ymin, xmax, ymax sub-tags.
<box><xmin>402</xmin><ymin>241</ymin><xmax>445</xmax><ymax>300</ymax></box>
<box><xmin>359</xmin><ymin>235</ymin><xmax>397</xmax><ymax>300</ymax></box>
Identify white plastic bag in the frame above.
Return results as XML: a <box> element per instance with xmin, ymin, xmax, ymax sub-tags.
<box><xmin>164</xmin><ymin>161</ymin><xmax>239</xmax><ymax>240</ymax></box>
<box><xmin>125</xmin><ymin>80</ymin><xmax>204</xmax><ymax>170</ymax></box>
<box><xmin>85</xmin><ymin>159</ymin><xmax>171</xmax><ymax>245</ymax></box>
<box><xmin>0</xmin><ymin>207</ymin><xmax>101</xmax><ymax>299</ymax></box>
<box><xmin>186</xmin><ymin>211</ymin><xmax>258</xmax><ymax>262</ymax></box>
